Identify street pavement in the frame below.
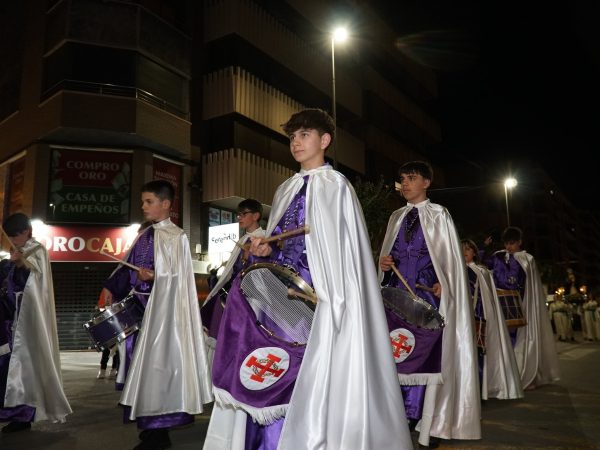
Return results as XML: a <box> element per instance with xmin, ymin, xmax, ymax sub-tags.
<box><xmin>1</xmin><ymin>332</ymin><xmax>599</xmax><ymax>450</ymax></box>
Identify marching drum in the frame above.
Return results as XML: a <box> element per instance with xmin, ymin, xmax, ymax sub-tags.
<box><xmin>496</xmin><ymin>289</ymin><xmax>527</xmax><ymax>328</ymax></box>
<box><xmin>84</xmin><ymin>294</ymin><xmax>145</xmax><ymax>351</ymax></box>
<box><xmin>381</xmin><ymin>286</ymin><xmax>445</xmax><ymax>330</ymax></box>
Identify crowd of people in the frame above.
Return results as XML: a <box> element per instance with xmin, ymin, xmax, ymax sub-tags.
<box><xmin>0</xmin><ymin>108</ymin><xmax>590</xmax><ymax>450</ymax></box>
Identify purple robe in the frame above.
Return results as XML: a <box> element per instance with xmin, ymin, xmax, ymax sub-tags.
<box><xmin>480</xmin><ymin>250</ymin><xmax>526</xmax><ymax>345</ymax></box>
<box><xmin>467</xmin><ymin>267</ymin><xmax>485</xmax><ymax>385</ymax></box>
<box><xmin>383</xmin><ymin>209</ymin><xmax>442</xmax><ymax>421</ymax></box>
<box><xmin>0</xmin><ymin>264</ymin><xmax>36</xmax><ymax>423</ymax></box>
<box><xmin>213</xmin><ymin>179</ymin><xmax>310</xmax><ymax>450</ymax></box>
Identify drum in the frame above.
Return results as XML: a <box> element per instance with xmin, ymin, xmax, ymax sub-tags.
<box><xmin>84</xmin><ymin>294</ymin><xmax>145</xmax><ymax>351</ymax></box>
<box><xmin>381</xmin><ymin>286</ymin><xmax>445</xmax><ymax>330</ymax></box>
<box><xmin>475</xmin><ymin>317</ymin><xmax>486</xmax><ymax>353</ymax></box>
<box><xmin>240</xmin><ymin>262</ymin><xmax>316</xmax><ymax>345</ymax></box>
<box><xmin>496</xmin><ymin>289</ymin><xmax>527</xmax><ymax>328</ymax></box>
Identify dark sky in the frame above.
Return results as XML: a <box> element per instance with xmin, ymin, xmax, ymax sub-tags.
<box><xmin>370</xmin><ymin>1</ymin><xmax>600</xmax><ymax>210</ymax></box>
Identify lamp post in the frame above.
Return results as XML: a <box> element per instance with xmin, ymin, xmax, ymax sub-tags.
<box><xmin>503</xmin><ymin>177</ymin><xmax>517</xmax><ymax>227</ymax></box>
<box><xmin>331</xmin><ymin>27</ymin><xmax>348</xmax><ymax>170</ymax></box>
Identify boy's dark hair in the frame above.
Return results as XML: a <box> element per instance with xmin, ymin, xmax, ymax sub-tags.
<box><xmin>237</xmin><ymin>198</ymin><xmax>263</xmax><ymax>220</ymax></box>
<box><xmin>141</xmin><ymin>180</ymin><xmax>175</xmax><ymax>202</ymax></box>
<box><xmin>282</xmin><ymin>108</ymin><xmax>335</xmax><ymax>148</ymax></box>
<box><xmin>3</xmin><ymin>213</ymin><xmax>32</xmax><ymax>237</ymax></box>
<box><xmin>502</xmin><ymin>226</ymin><xmax>522</xmax><ymax>243</ymax></box>
<box><xmin>398</xmin><ymin>161</ymin><xmax>434</xmax><ymax>183</ymax></box>
<box><xmin>461</xmin><ymin>238</ymin><xmax>481</xmax><ymax>264</ymax></box>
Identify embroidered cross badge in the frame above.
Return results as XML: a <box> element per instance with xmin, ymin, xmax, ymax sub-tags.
<box><xmin>240</xmin><ymin>347</ymin><xmax>290</xmax><ymax>390</ymax></box>
<box><xmin>390</xmin><ymin>328</ymin><xmax>416</xmax><ymax>363</ymax></box>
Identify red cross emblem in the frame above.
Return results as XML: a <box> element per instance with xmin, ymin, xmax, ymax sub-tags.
<box><xmin>240</xmin><ymin>347</ymin><xmax>290</xmax><ymax>390</ymax></box>
<box><xmin>389</xmin><ymin>328</ymin><xmax>415</xmax><ymax>363</ymax></box>
<box><xmin>246</xmin><ymin>354</ymin><xmax>285</xmax><ymax>383</ymax></box>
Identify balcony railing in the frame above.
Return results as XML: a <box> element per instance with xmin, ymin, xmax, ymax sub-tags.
<box><xmin>41</xmin><ymin>79</ymin><xmax>189</xmax><ymax>120</ymax></box>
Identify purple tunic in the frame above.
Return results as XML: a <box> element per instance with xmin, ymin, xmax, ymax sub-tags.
<box><xmin>213</xmin><ymin>178</ymin><xmax>310</xmax><ymax>450</ymax></box>
<box><xmin>0</xmin><ymin>264</ymin><xmax>36</xmax><ymax>423</ymax></box>
<box><xmin>480</xmin><ymin>250</ymin><xmax>526</xmax><ymax>345</ymax></box>
<box><xmin>383</xmin><ymin>208</ymin><xmax>442</xmax><ymax>421</ymax></box>
<box><xmin>104</xmin><ymin>226</ymin><xmax>191</xmax><ymax>430</ymax></box>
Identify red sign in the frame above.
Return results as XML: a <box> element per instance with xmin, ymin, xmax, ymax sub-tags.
<box><xmin>49</xmin><ymin>148</ymin><xmax>132</xmax><ymax>224</ymax></box>
<box><xmin>153</xmin><ymin>157</ymin><xmax>182</xmax><ymax>225</ymax></box>
<box><xmin>32</xmin><ymin>223</ymin><xmax>142</xmax><ymax>262</ymax></box>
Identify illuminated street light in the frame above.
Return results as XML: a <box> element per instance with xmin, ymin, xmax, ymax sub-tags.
<box><xmin>331</xmin><ymin>26</ymin><xmax>348</xmax><ymax>170</ymax></box>
<box><xmin>504</xmin><ymin>177</ymin><xmax>517</xmax><ymax>226</ymax></box>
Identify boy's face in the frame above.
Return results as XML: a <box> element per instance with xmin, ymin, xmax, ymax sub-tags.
<box><xmin>288</xmin><ymin>128</ymin><xmax>330</xmax><ymax>170</ymax></box>
<box><xmin>141</xmin><ymin>192</ymin><xmax>171</xmax><ymax>222</ymax></box>
<box><xmin>398</xmin><ymin>172</ymin><xmax>430</xmax><ymax>203</ymax></box>
<box><xmin>462</xmin><ymin>244</ymin><xmax>475</xmax><ymax>263</ymax></box>
<box><xmin>504</xmin><ymin>239</ymin><xmax>522</xmax><ymax>254</ymax></box>
<box><xmin>237</xmin><ymin>209</ymin><xmax>260</xmax><ymax>230</ymax></box>
<box><xmin>9</xmin><ymin>229</ymin><xmax>31</xmax><ymax>248</ymax></box>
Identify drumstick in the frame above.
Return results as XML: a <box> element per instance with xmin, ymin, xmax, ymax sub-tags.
<box><xmin>0</xmin><ymin>226</ymin><xmax>17</xmax><ymax>252</ymax></box>
<box><xmin>236</xmin><ymin>225</ymin><xmax>311</xmax><ymax>251</ymax></box>
<box><xmin>99</xmin><ymin>250</ymin><xmax>142</xmax><ymax>271</ymax></box>
<box><xmin>416</xmin><ymin>283</ymin><xmax>436</xmax><ymax>293</ymax></box>
<box><xmin>390</xmin><ymin>264</ymin><xmax>417</xmax><ymax>298</ymax></box>
<box><xmin>288</xmin><ymin>288</ymin><xmax>317</xmax><ymax>304</ymax></box>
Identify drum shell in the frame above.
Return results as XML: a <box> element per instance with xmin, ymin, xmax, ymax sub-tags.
<box><xmin>84</xmin><ymin>295</ymin><xmax>144</xmax><ymax>351</ymax></box>
<box><xmin>496</xmin><ymin>289</ymin><xmax>527</xmax><ymax>328</ymax></box>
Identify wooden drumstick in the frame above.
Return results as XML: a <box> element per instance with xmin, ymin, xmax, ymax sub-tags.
<box><xmin>288</xmin><ymin>288</ymin><xmax>317</xmax><ymax>304</ymax></box>
<box><xmin>99</xmin><ymin>250</ymin><xmax>142</xmax><ymax>271</ymax></box>
<box><xmin>390</xmin><ymin>264</ymin><xmax>417</xmax><ymax>298</ymax></box>
<box><xmin>0</xmin><ymin>226</ymin><xmax>17</xmax><ymax>252</ymax></box>
<box><xmin>416</xmin><ymin>283</ymin><xmax>436</xmax><ymax>293</ymax></box>
<box><xmin>236</xmin><ymin>225</ymin><xmax>311</xmax><ymax>251</ymax></box>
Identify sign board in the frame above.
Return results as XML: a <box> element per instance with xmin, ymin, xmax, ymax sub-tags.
<box><xmin>208</xmin><ymin>222</ymin><xmax>240</xmax><ymax>255</ymax></box>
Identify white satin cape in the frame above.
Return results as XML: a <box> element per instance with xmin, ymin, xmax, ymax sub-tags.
<box><xmin>4</xmin><ymin>238</ymin><xmax>72</xmax><ymax>422</ymax></box>
<box><xmin>202</xmin><ymin>226</ymin><xmax>265</xmax><ymax>372</ymax></box>
<box><xmin>467</xmin><ymin>262</ymin><xmax>523</xmax><ymax>400</ymax></box>
<box><xmin>204</xmin><ymin>165</ymin><xmax>412</xmax><ymax>450</ymax></box>
<box><xmin>512</xmin><ymin>251</ymin><xmax>560</xmax><ymax>388</ymax></box>
<box><xmin>204</xmin><ymin>227</ymin><xmax>265</xmax><ymax>304</ymax></box>
<box><xmin>120</xmin><ymin>219</ymin><xmax>213</xmax><ymax>418</ymax></box>
<box><xmin>378</xmin><ymin>200</ymin><xmax>481</xmax><ymax>444</ymax></box>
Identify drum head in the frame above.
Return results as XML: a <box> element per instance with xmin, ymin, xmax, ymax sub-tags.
<box><xmin>381</xmin><ymin>287</ymin><xmax>444</xmax><ymax>330</ymax></box>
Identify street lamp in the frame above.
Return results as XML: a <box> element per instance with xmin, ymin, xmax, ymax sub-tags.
<box><xmin>503</xmin><ymin>177</ymin><xmax>517</xmax><ymax>227</ymax></box>
<box><xmin>331</xmin><ymin>26</ymin><xmax>348</xmax><ymax>170</ymax></box>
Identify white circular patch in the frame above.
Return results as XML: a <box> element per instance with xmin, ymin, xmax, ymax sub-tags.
<box><xmin>390</xmin><ymin>328</ymin><xmax>416</xmax><ymax>363</ymax></box>
<box><xmin>240</xmin><ymin>347</ymin><xmax>290</xmax><ymax>390</ymax></box>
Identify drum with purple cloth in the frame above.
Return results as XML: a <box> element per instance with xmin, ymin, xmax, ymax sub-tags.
<box><xmin>84</xmin><ymin>294</ymin><xmax>145</xmax><ymax>351</ymax></box>
<box><xmin>496</xmin><ymin>289</ymin><xmax>527</xmax><ymax>328</ymax></box>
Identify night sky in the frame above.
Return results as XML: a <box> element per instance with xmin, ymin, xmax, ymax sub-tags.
<box><xmin>370</xmin><ymin>1</ymin><xmax>600</xmax><ymax>210</ymax></box>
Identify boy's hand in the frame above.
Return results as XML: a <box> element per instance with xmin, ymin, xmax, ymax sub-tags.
<box><xmin>101</xmin><ymin>288</ymin><xmax>114</xmax><ymax>306</ymax></box>
<box><xmin>137</xmin><ymin>267</ymin><xmax>155</xmax><ymax>281</ymax></box>
<box><xmin>379</xmin><ymin>255</ymin><xmax>394</xmax><ymax>271</ymax></box>
<box><xmin>432</xmin><ymin>282</ymin><xmax>442</xmax><ymax>298</ymax></box>
<box><xmin>249</xmin><ymin>236</ymin><xmax>272</xmax><ymax>257</ymax></box>
<box><xmin>9</xmin><ymin>249</ymin><xmax>25</xmax><ymax>267</ymax></box>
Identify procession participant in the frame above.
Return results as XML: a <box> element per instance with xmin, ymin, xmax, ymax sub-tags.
<box><xmin>378</xmin><ymin>161</ymin><xmax>480</xmax><ymax>448</ymax></box>
<box><xmin>462</xmin><ymin>238</ymin><xmax>523</xmax><ymax>401</ymax></box>
<box><xmin>101</xmin><ymin>181</ymin><xmax>212</xmax><ymax>450</ymax></box>
<box><xmin>549</xmin><ymin>292</ymin><xmax>574</xmax><ymax>342</ymax></box>
<box><xmin>203</xmin><ymin>108</ymin><xmax>412</xmax><ymax>450</ymax></box>
<box><xmin>0</xmin><ymin>213</ymin><xmax>72</xmax><ymax>433</ymax></box>
<box><xmin>481</xmin><ymin>226</ymin><xmax>560</xmax><ymax>390</ymax></box>
<box><xmin>201</xmin><ymin>198</ymin><xmax>265</xmax><ymax>363</ymax></box>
